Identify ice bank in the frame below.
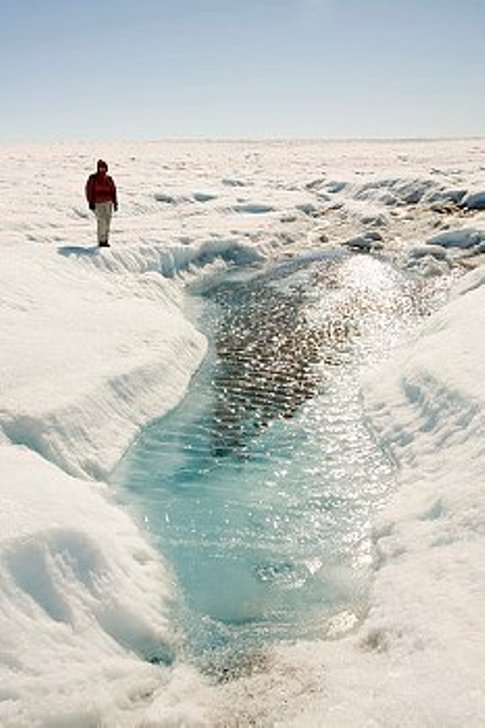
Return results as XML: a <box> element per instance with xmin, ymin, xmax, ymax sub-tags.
<box><xmin>0</xmin><ymin>444</ymin><xmax>181</xmax><ymax>726</ymax></box>
<box><xmin>0</xmin><ymin>239</ymin><xmax>210</xmax><ymax>725</ymax></box>
<box><xmin>265</xmin><ymin>267</ymin><xmax>485</xmax><ymax>727</ymax></box>
<box><xmin>0</xmin><ymin>244</ymin><xmax>207</xmax><ymax>480</ymax></box>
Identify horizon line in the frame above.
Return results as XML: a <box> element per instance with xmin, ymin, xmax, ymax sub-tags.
<box><xmin>1</xmin><ymin>134</ymin><xmax>484</xmax><ymax>146</ymax></box>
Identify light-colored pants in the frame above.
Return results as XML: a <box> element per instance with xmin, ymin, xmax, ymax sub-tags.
<box><xmin>95</xmin><ymin>202</ymin><xmax>113</xmax><ymax>244</ymax></box>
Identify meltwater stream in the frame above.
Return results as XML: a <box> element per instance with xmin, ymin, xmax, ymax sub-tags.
<box><xmin>112</xmin><ymin>249</ymin><xmax>450</xmax><ymax>672</ymax></box>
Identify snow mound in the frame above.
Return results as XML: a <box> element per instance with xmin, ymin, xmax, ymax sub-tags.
<box><xmin>233</xmin><ymin>202</ymin><xmax>275</xmax><ymax>214</ymax></box>
<box><xmin>0</xmin><ymin>445</ymin><xmax>176</xmax><ymax>727</ymax></box>
<box><xmin>324</xmin><ymin>180</ymin><xmax>347</xmax><ymax>194</ymax></box>
<box><xmin>344</xmin><ymin>231</ymin><xmax>384</xmax><ymax>252</ymax></box>
<box><xmin>222</xmin><ymin>177</ymin><xmax>246</xmax><ymax>187</ymax></box>
<box><xmin>408</xmin><ymin>244</ymin><xmax>449</xmax><ymax>260</ymax></box>
<box><xmin>154</xmin><ymin>192</ymin><xmax>177</xmax><ymax>204</ymax></box>
<box><xmin>354</xmin><ymin>177</ymin><xmax>437</xmax><ymax>205</ymax></box>
<box><xmin>426</xmin><ymin>227</ymin><xmax>485</xmax><ymax>249</ymax></box>
<box><xmin>193</xmin><ymin>190</ymin><xmax>219</xmax><ymax>203</ymax></box>
<box><xmin>427</xmin><ymin>187</ymin><xmax>467</xmax><ymax>204</ymax></box>
<box><xmin>463</xmin><ymin>190</ymin><xmax>485</xmax><ymax>210</ymax></box>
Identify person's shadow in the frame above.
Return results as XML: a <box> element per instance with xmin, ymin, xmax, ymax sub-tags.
<box><xmin>57</xmin><ymin>245</ymin><xmax>100</xmax><ymax>258</ymax></box>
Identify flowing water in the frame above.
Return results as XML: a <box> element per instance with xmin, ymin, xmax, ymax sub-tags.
<box><xmin>112</xmin><ymin>248</ymin><xmax>450</xmax><ymax>674</ymax></box>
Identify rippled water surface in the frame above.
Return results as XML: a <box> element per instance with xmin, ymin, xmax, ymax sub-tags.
<box><xmin>112</xmin><ymin>249</ymin><xmax>450</xmax><ymax>668</ymax></box>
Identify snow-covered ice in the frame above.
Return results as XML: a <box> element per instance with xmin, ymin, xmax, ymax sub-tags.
<box><xmin>1</xmin><ymin>138</ymin><xmax>485</xmax><ymax>726</ymax></box>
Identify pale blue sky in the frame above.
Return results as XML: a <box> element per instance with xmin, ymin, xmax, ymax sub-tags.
<box><xmin>1</xmin><ymin>0</ymin><xmax>484</xmax><ymax>140</ymax></box>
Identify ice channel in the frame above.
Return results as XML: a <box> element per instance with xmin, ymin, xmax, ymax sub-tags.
<box><xmin>112</xmin><ymin>247</ymin><xmax>451</xmax><ymax>672</ymax></box>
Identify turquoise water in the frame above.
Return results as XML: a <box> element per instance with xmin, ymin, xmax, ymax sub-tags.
<box><xmin>112</xmin><ymin>249</ymin><xmax>449</xmax><ymax>668</ymax></box>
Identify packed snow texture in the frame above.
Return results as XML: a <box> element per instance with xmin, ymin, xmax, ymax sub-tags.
<box><xmin>1</xmin><ymin>138</ymin><xmax>485</xmax><ymax>726</ymax></box>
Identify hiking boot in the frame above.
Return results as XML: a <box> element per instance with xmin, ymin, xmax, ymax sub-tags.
<box><xmin>98</xmin><ymin>241</ymin><xmax>110</xmax><ymax>247</ymax></box>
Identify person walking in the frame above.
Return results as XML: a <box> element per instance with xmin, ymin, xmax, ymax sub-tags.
<box><xmin>85</xmin><ymin>159</ymin><xmax>118</xmax><ymax>247</ymax></box>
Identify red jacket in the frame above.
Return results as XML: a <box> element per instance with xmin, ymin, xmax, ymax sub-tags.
<box><xmin>85</xmin><ymin>173</ymin><xmax>118</xmax><ymax>208</ymax></box>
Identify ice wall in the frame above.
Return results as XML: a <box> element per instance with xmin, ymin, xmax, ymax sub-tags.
<box><xmin>0</xmin><ymin>244</ymin><xmax>207</xmax><ymax>480</ymax></box>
